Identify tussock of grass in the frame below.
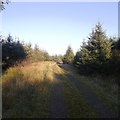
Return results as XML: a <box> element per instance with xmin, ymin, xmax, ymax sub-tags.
<box><xmin>2</xmin><ymin>61</ymin><xmax>64</xmax><ymax>118</ymax></box>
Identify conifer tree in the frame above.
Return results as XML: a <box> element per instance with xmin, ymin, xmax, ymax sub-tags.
<box><xmin>63</xmin><ymin>45</ymin><xmax>74</xmax><ymax>64</ymax></box>
<box><xmin>87</xmin><ymin>22</ymin><xmax>112</xmax><ymax>64</ymax></box>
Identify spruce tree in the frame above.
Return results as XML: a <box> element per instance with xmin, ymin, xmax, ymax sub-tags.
<box><xmin>63</xmin><ymin>45</ymin><xmax>74</xmax><ymax>64</ymax></box>
<box><xmin>87</xmin><ymin>22</ymin><xmax>112</xmax><ymax>64</ymax></box>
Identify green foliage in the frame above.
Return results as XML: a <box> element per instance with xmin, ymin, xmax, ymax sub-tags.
<box><xmin>50</xmin><ymin>54</ymin><xmax>63</xmax><ymax>63</ymax></box>
<box><xmin>63</xmin><ymin>45</ymin><xmax>74</xmax><ymax>64</ymax></box>
<box><xmin>42</xmin><ymin>51</ymin><xmax>50</xmax><ymax>61</ymax></box>
<box><xmin>116</xmin><ymin>38</ymin><xmax>120</xmax><ymax>50</ymax></box>
<box><xmin>74</xmin><ymin>23</ymin><xmax>112</xmax><ymax>65</ymax></box>
<box><xmin>32</xmin><ymin>44</ymin><xmax>43</xmax><ymax>62</ymax></box>
<box><xmin>1</xmin><ymin>34</ymin><xmax>50</xmax><ymax>71</ymax></box>
<box><xmin>87</xmin><ymin>23</ymin><xmax>112</xmax><ymax>63</ymax></box>
<box><xmin>110</xmin><ymin>38</ymin><xmax>120</xmax><ymax>63</ymax></box>
<box><xmin>1</xmin><ymin>34</ymin><xmax>27</xmax><ymax>70</ymax></box>
<box><xmin>74</xmin><ymin>23</ymin><xmax>120</xmax><ymax>77</ymax></box>
<box><xmin>73</xmin><ymin>50</ymin><xmax>81</xmax><ymax>65</ymax></box>
<box><xmin>25</xmin><ymin>44</ymin><xmax>50</xmax><ymax>62</ymax></box>
<box><xmin>23</xmin><ymin>42</ymin><xmax>33</xmax><ymax>60</ymax></box>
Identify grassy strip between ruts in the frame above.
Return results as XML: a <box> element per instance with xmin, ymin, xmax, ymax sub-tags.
<box><xmin>61</xmin><ymin>75</ymin><xmax>98</xmax><ymax>118</ymax></box>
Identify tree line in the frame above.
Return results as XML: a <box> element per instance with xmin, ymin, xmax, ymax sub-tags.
<box><xmin>64</xmin><ymin>23</ymin><xmax>119</xmax><ymax>80</ymax></box>
<box><xmin>1</xmin><ymin>22</ymin><xmax>120</xmax><ymax>80</ymax></box>
<box><xmin>1</xmin><ymin>1</ymin><xmax>119</xmax><ymax>79</ymax></box>
<box><xmin>1</xmin><ymin>34</ymin><xmax>68</xmax><ymax>71</ymax></box>
<box><xmin>1</xmin><ymin>34</ymin><xmax>51</xmax><ymax>71</ymax></box>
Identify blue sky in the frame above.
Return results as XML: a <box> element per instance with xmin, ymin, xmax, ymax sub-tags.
<box><xmin>1</xmin><ymin>2</ymin><xmax>118</xmax><ymax>55</ymax></box>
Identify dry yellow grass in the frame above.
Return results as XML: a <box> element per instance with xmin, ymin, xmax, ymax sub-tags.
<box><xmin>2</xmin><ymin>61</ymin><xmax>64</xmax><ymax>118</ymax></box>
<box><xmin>2</xmin><ymin>61</ymin><xmax>64</xmax><ymax>85</ymax></box>
<box><xmin>2</xmin><ymin>61</ymin><xmax>65</xmax><ymax>98</ymax></box>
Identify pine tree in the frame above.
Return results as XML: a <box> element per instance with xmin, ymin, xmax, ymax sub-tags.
<box><xmin>74</xmin><ymin>50</ymin><xmax>81</xmax><ymax>65</ymax></box>
<box><xmin>24</xmin><ymin>43</ymin><xmax>33</xmax><ymax>60</ymax></box>
<box><xmin>2</xmin><ymin>34</ymin><xmax>27</xmax><ymax>70</ymax></box>
<box><xmin>63</xmin><ymin>45</ymin><xmax>74</xmax><ymax>64</ymax></box>
<box><xmin>80</xmin><ymin>41</ymin><xmax>91</xmax><ymax>64</ymax></box>
<box><xmin>87</xmin><ymin>22</ymin><xmax>112</xmax><ymax>64</ymax></box>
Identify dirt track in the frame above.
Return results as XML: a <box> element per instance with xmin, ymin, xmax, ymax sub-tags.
<box><xmin>2</xmin><ymin>62</ymin><xmax>118</xmax><ymax>118</ymax></box>
<box><xmin>50</xmin><ymin>64</ymin><xmax>118</xmax><ymax>118</ymax></box>
<box><xmin>50</xmin><ymin>74</ymin><xmax>68</xmax><ymax>118</ymax></box>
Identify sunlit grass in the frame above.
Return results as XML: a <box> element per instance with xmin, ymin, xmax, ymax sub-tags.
<box><xmin>2</xmin><ymin>61</ymin><xmax>64</xmax><ymax>118</ymax></box>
